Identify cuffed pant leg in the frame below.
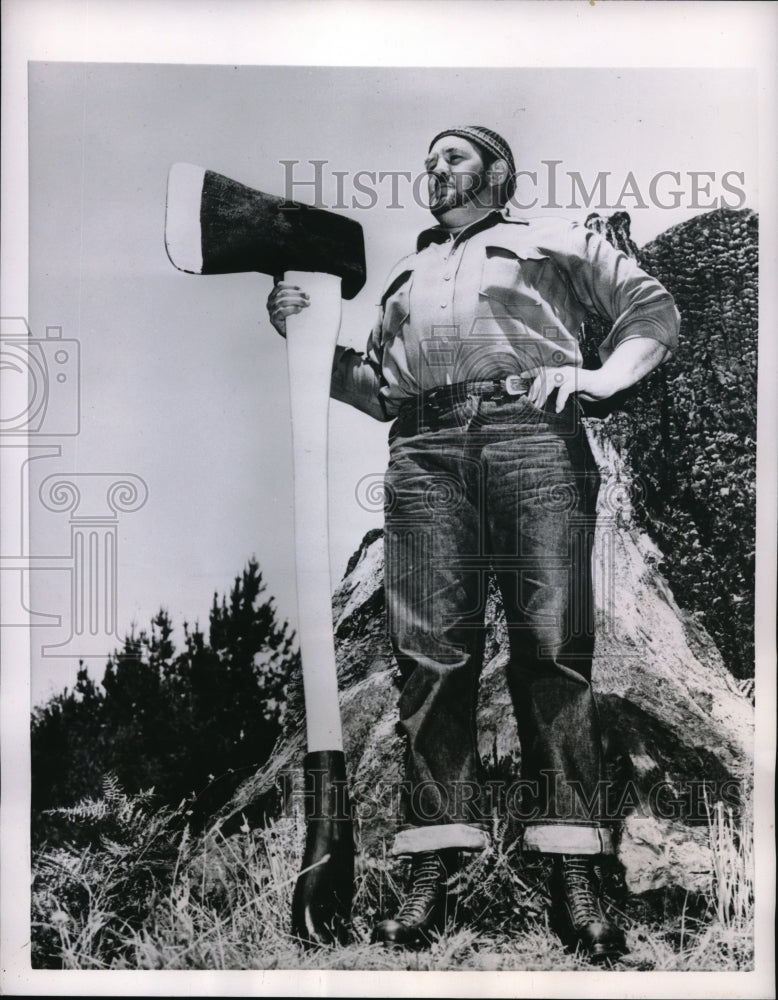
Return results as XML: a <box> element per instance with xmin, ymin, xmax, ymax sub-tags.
<box><xmin>522</xmin><ymin>823</ymin><xmax>613</xmax><ymax>855</ymax></box>
<box><xmin>484</xmin><ymin>414</ymin><xmax>611</xmax><ymax>853</ymax></box>
<box><xmin>384</xmin><ymin>427</ymin><xmax>489</xmax><ymax>838</ymax></box>
<box><xmin>391</xmin><ymin>823</ymin><xmax>491</xmax><ymax>857</ymax></box>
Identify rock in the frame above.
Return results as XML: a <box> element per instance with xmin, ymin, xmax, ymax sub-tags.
<box><xmin>584</xmin><ymin>209</ymin><xmax>759</xmax><ymax>683</ymax></box>
<box><xmin>618</xmin><ymin>814</ymin><xmax>713</xmax><ymax>895</ymax></box>
<box><xmin>584</xmin><ymin>423</ymin><xmax>752</xmax><ymax>786</ymax></box>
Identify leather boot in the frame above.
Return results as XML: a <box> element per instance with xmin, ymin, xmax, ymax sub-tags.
<box><xmin>372</xmin><ymin>849</ymin><xmax>459</xmax><ymax>948</ymax></box>
<box><xmin>549</xmin><ymin>855</ymin><xmax>627</xmax><ymax>962</ymax></box>
<box><xmin>290</xmin><ymin>750</ymin><xmax>354</xmax><ymax>947</ymax></box>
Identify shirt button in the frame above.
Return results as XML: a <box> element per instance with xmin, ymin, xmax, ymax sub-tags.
<box><xmin>443</xmin><ymin>273</ymin><xmax>452</xmax><ymax>281</ymax></box>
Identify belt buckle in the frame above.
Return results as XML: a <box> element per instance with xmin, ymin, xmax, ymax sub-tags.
<box><xmin>501</xmin><ymin>375</ymin><xmax>526</xmax><ymax>396</ymax></box>
<box><xmin>423</xmin><ymin>386</ymin><xmax>444</xmax><ymax>418</ymax></box>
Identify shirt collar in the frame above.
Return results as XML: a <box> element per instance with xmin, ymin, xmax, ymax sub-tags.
<box><xmin>416</xmin><ymin>209</ymin><xmax>527</xmax><ymax>252</ymax></box>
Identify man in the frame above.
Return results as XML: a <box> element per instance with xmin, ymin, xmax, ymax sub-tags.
<box><xmin>268</xmin><ymin>126</ymin><xmax>679</xmax><ymax>961</ymax></box>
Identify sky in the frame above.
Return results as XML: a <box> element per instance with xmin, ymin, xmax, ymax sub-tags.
<box><xmin>18</xmin><ymin>60</ymin><xmax>759</xmax><ymax>705</ymax></box>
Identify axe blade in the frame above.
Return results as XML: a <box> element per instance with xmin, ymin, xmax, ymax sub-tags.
<box><xmin>164</xmin><ymin>163</ymin><xmax>366</xmax><ymax>299</ymax></box>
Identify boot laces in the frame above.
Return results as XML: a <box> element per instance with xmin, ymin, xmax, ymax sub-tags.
<box><xmin>562</xmin><ymin>856</ymin><xmax>601</xmax><ymax>927</ymax></box>
<box><xmin>397</xmin><ymin>852</ymin><xmax>445</xmax><ymax>922</ymax></box>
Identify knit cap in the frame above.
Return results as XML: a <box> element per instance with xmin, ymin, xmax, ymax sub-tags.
<box><xmin>428</xmin><ymin>126</ymin><xmax>516</xmax><ymax>180</ymax></box>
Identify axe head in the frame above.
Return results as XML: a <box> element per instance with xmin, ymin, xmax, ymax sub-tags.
<box><xmin>165</xmin><ymin>163</ymin><xmax>366</xmax><ymax>300</ymax></box>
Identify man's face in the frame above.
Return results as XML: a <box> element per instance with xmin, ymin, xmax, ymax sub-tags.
<box><xmin>425</xmin><ymin>136</ymin><xmax>489</xmax><ymax>215</ymax></box>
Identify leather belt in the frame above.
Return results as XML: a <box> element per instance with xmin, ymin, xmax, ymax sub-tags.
<box><xmin>418</xmin><ymin>375</ymin><xmax>531</xmax><ymax>412</ymax></box>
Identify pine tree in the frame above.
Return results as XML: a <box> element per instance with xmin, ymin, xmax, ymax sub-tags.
<box><xmin>32</xmin><ymin>558</ymin><xmax>299</xmax><ymax>836</ymax></box>
<box><xmin>31</xmin><ymin>664</ymin><xmax>107</xmax><ymax>818</ymax></box>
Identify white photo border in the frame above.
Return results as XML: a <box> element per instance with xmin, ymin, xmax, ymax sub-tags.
<box><xmin>1</xmin><ymin>1</ymin><xmax>775</xmax><ymax>997</ymax></box>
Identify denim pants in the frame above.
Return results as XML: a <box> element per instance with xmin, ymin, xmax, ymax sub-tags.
<box><xmin>384</xmin><ymin>392</ymin><xmax>613</xmax><ymax>857</ymax></box>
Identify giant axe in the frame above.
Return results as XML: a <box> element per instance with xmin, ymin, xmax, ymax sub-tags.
<box><xmin>164</xmin><ymin>163</ymin><xmax>365</xmax><ymax>946</ymax></box>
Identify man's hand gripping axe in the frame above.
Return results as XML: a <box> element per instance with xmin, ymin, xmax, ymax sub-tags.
<box><xmin>164</xmin><ymin>163</ymin><xmax>366</xmax><ymax>946</ymax></box>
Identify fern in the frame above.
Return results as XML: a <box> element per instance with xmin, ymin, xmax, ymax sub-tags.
<box><xmin>32</xmin><ymin>777</ymin><xmax>191</xmax><ymax>968</ymax></box>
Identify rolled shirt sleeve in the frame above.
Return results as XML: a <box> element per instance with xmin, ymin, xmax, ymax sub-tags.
<box><xmin>555</xmin><ymin>221</ymin><xmax>681</xmax><ymax>362</ymax></box>
<box><xmin>329</xmin><ymin>215</ymin><xmax>680</xmax><ymax>419</ymax></box>
<box><xmin>330</xmin><ymin>329</ymin><xmax>393</xmax><ymax>422</ymax></box>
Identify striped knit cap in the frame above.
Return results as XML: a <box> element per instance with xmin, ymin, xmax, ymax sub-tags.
<box><xmin>428</xmin><ymin>126</ymin><xmax>516</xmax><ymax>181</ymax></box>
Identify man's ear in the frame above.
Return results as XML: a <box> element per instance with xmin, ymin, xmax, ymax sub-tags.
<box><xmin>486</xmin><ymin>157</ymin><xmax>509</xmax><ymax>189</ymax></box>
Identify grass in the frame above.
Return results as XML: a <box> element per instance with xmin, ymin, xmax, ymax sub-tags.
<box><xmin>31</xmin><ymin>781</ymin><xmax>754</xmax><ymax>972</ymax></box>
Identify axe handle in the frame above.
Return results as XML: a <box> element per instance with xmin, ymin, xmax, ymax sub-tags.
<box><xmin>284</xmin><ymin>270</ymin><xmax>343</xmax><ymax>753</ymax></box>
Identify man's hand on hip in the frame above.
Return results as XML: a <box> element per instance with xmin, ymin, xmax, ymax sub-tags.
<box><xmin>521</xmin><ymin>366</ymin><xmax>612</xmax><ymax>413</ymax></box>
<box><xmin>522</xmin><ymin>337</ymin><xmax>670</xmax><ymax>413</ymax></box>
